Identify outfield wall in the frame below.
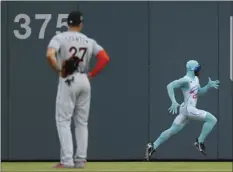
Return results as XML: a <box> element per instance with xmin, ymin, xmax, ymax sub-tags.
<box><xmin>1</xmin><ymin>1</ymin><xmax>232</xmax><ymax>161</ymax></box>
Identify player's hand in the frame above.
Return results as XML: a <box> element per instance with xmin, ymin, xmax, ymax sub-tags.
<box><xmin>168</xmin><ymin>101</ymin><xmax>180</xmax><ymax>114</ymax></box>
<box><xmin>87</xmin><ymin>73</ymin><xmax>92</xmax><ymax>80</ymax></box>
<box><xmin>57</xmin><ymin>70</ymin><xmax>63</xmax><ymax>77</ymax></box>
<box><xmin>208</xmin><ymin>77</ymin><xmax>220</xmax><ymax>89</ymax></box>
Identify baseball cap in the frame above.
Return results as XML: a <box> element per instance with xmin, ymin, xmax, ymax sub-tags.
<box><xmin>67</xmin><ymin>11</ymin><xmax>84</xmax><ymax>26</ymax></box>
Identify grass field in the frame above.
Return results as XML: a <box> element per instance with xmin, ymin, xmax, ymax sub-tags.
<box><xmin>1</xmin><ymin>162</ymin><xmax>232</xmax><ymax>172</ymax></box>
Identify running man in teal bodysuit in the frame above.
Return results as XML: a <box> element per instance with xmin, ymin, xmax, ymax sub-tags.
<box><xmin>145</xmin><ymin>60</ymin><xmax>219</xmax><ymax>160</ymax></box>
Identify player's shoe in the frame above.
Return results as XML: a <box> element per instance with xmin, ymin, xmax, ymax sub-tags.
<box><xmin>52</xmin><ymin>163</ymin><xmax>74</xmax><ymax>168</ymax></box>
<box><xmin>145</xmin><ymin>142</ymin><xmax>155</xmax><ymax>161</ymax></box>
<box><xmin>74</xmin><ymin>161</ymin><xmax>86</xmax><ymax>168</ymax></box>
<box><xmin>194</xmin><ymin>138</ymin><xmax>206</xmax><ymax>156</ymax></box>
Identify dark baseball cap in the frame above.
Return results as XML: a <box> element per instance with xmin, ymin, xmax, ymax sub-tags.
<box><xmin>67</xmin><ymin>11</ymin><xmax>84</xmax><ymax>26</ymax></box>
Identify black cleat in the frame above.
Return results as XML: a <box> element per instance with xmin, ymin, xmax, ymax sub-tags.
<box><xmin>145</xmin><ymin>142</ymin><xmax>155</xmax><ymax>161</ymax></box>
<box><xmin>194</xmin><ymin>138</ymin><xmax>207</xmax><ymax>156</ymax></box>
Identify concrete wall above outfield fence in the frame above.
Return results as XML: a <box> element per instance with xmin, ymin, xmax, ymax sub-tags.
<box><xmin>1</xmin><ymin>1</ymin><xmax>233</xmax><ymax>161</ymax></box>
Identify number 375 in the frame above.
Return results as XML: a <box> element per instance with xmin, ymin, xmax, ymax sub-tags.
<box><xmin>13</xmin><ymin>14</ymin><xmax>68</xmax><ymax>40</ymax></box>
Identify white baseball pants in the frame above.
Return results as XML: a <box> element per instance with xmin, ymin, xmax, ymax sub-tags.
<box><xmin>55</xmin><ymin>73</ymin><xmax>91</xmax><ymax>166</ymax></box>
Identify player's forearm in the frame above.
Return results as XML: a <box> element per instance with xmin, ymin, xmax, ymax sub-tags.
<box><xmin>89</xmin><ymin>50</ymin><xmax>110</xmax><ymax>77</ymax></box>
<box><xmin>47</xmin><ymin>56</ymin><xmax>60</xmax><ymax>74</ymax></box>
<box><xmin>167</xmin><ymin>83</ymin><xmax>177</xmax><ymax>103</ymax></box>
<box><xmin>198</xmin><ymin>84</ymin><xmax>210</xmax><ymax>95</ymax></box>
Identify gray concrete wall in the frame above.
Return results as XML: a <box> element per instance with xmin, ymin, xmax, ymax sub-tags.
<box><xmin>2</xmin><ymin>1</ymin><xmax>9</xmax><ymax>161</ymax></box>
<box><xmin>1</xmin><ymin>1</ymin><xmax>232</xmax><ymax>160</ymax></box>
<box><xmin>218</xmin><ymin>2</ymin><xmax>233</xmax><ymax>159</ymax></box>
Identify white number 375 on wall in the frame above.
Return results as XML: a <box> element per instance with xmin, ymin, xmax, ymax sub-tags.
<box><xmin>13</xmin><ymin>14</ymin><xmax>68</xmax><ymax>40</ymax></box>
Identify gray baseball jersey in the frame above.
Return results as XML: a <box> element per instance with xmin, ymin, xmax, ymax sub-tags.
<box><xmin>48</xmin><ymin>31</ymin><xmax>103</xmax><ymax>73</ymax></box>
<box><xmin>48</xmin><ymin>31</ymin><xmax>103</xmax><ymax>166</ymax></box>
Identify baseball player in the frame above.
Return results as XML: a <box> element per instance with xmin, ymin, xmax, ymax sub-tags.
<box><xmin>145</xmin><ymin>60</ymin><xmax>219</xmax><ymax>161</ymax></box>
<box><xmin>46</xmin><ymin>11</ymin><xmax>110</xmax><ymax>168</ymax></box>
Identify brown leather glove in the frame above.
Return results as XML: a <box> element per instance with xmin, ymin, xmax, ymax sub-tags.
<box><xmin>60</xmin><ymin>57</ymin><xmax>80</xmax><ymax>78</ymax></box>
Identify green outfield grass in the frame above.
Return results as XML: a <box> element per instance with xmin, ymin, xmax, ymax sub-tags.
<box><xmin>1</xmin><ymin>162</ymin><xmax>232</xmax><ymax>172</ymax></box>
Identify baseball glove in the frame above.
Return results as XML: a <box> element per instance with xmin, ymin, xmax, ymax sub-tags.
<box><xmin>61</xmin><ymin>57</ymin><xmax>80</xmax><ymax>78</ymax></box>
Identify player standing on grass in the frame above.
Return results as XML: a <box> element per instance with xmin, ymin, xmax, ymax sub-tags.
<box><xmin>145</xmin><ymin>60</ymin><xmax>219</xmax><ymax>160</ymax></box>
<box><xmin>47</xmin><ymin>11</ymin><xmax>110</xmax><ymax>168</ymax></box>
